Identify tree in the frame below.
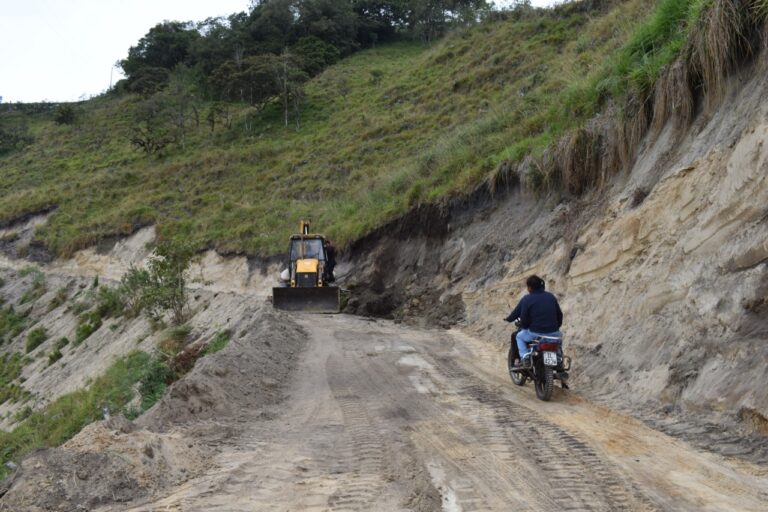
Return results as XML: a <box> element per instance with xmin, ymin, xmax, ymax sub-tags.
<box><xmin>130</xmin><ymin>95</ymin><xmax>176</xmax><ymax>155</ymax></box>
<box><xmin>408</xmin><ymin>0</ymin><xmax>487</xmax><ymax>42</ymax></box>
<box><xmin>193</xmin><ymin>15</ymin><xmax>250</xmax><ymax>76</ymax></box>
<box><xmin>353</xmin><ymin>0</ymin><xmax>410</xmax><ymax>45</ymax></box>
<box><xmin>246</xmin><ymin>0</ymin><xmax>296</xmax><ymax>54</ymax></box>
<box><xmin>53</xmin><ymin>104</ymin><xmax>78</xmax><ymax>125</ymax></box>
<box><xmin>270</xmin><ymin>51</ymin><xmax>309</xmax><ymax>129</ymax></box>
<box><xmin>292</xmin><ymin>35</ymin><xmax>340</xmax><ymax>75</ymax></box>
<box><xmin>208</xmin><ymin>54</ymin><xmax>281</xmax><ymax>107</ymax></box>
<box><xmin>295</xmin><ymin>0</ymin><xmax>360</xmax><ymax>55</ymax></box>
<box><xmin>121</xmin><ymin>21</ymin><xmax>200</xmax><ymax>79</ymax></box>
<box><xmin>206</xmin><ymin>102</ymin><xmax>234</xmax><ymax>132</ymax></box>
<box><xmin>127</xmin><ymin>67</ymin><xmax>171</xmax><ymax>97</ymax></box>
<box><xmin>120</xmin><ymin>240</ymin><xmax>197</xmax><ymax>325</ymax></box>
<box><xmin>166</xmin><ymin>65</ymin><xmax>202</xmax><ymax>148</ymax></box>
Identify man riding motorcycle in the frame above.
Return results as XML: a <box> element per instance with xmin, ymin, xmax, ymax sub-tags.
<box><xmin>505</xmin><ymin>275</ymin><xmax>563</xmax><ymax>369</ymax></box>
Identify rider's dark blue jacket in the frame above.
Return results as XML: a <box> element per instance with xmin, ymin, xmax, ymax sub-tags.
<box><xmin>505</xmin><ymin>289</ymin><xmax>563</xmax><ymax>333</ymax></box>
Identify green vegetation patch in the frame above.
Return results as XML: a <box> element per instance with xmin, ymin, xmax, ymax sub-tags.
<box><xmin>25</xmin><ymin>326</ymin><xmax>48</xmax><ymax>353</ymax></box>
<box><xmin>47</xmin><ymin>337</ymin><xmax>70</xmax><ymax>366</ymax></box>
<box><xmin>0</xmin><ymin>306</ymin><xmax>28</xmax><ymax>345</ymax></box>
<box><xmin>19</xmin><ymin>266</ymin><xmax>46</xmax><ymax>304</ymax></box>
<box><xmin>74</xmin><ymin>311</ymin><xmax>102</xmax><ymax>345</ymax></box>
<box><xmin>48</xmin><ymin>286</ymin><xmax>69</xmax><ymax>311</ymax></box>
<box><xmin>0</xmin><ymin>2</ymin><xmax>652</xmax><ymax>257</ymax></box>
<box><xmin>0</xmin><ymin>352</ymin><xmax>30</xmax><ymax>405</ymax></box>
<box><xmin>134</xmin><ymin>355</ymin><xmax>172</xmax><ymax>414</ymax></box>
<box><xmin>0</xmin><ymin>351</ymin><xmax>151</xmax><ymax>479</ymax></box>
<box><xmin>204</xmin><ymin>330</ymin><xmax>231</xmax><ymax>355</ymax></box>
<box><xmin>0</xmin><ymin>1</ymin><xmax>763</xmax><ymax>257</ymax></box>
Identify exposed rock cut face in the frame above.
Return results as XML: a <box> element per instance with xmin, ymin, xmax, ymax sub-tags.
<box><xmin>344</xmin><ymin>54</ymin><xmax>768</xmax><ymax>459</ymax></box>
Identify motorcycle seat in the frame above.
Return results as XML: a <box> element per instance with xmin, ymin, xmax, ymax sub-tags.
<box><xmin>534</xmin><ymin>335</ymin><xmax>562</xmax><ymax>341</ymax></box>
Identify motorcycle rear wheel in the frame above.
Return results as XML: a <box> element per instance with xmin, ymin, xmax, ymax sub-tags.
<box><xmin>507</xmin><ymin>346</ymin><xmax>527</xmax><ymax>386</ymax></box>
<box><xmin>535</xmin><ymin>366</ymin><xmax>554</xmax><ymax>401</ymax></box>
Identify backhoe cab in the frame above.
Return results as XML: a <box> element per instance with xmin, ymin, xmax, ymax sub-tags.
<box><xmin>272</xmin><ymin>220</ymin><xmax>340</xmax><ymax>313</ymax></box>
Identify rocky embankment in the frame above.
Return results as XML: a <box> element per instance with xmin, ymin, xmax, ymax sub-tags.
<box><xmin>344</xmin><ymin>48</ymin><xmax>768</xmax><ymax>461</ymax></box>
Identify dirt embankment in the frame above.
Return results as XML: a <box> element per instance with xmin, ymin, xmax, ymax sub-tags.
<box><xmin>0</xmin><ymin>306</ymin><xmax>306</xmax><ymax>511</ymax></box>
<box><xmin>343</xmin><ymin>51</ymin><xmax>768</xmax><ymax>462</ymax></box>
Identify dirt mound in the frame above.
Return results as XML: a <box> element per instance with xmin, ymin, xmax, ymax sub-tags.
<box><xmin>138</xmin><ymin>306</ymin><xmax>306</xmax><ymax>430</ymax></box>
<box><xmin>0</xmin><ymin>307</ymin><xmax>307</xmax><ymax>510</ymax></box>
<box><xmin>0</xmin><ymin>417</ymin><xmax>209</xmax><ymax>512</ymax></box>
<box><xmin>0</xmin><ymin>449</ymin><xmax>140</xmax><ymax>512</ymax></box>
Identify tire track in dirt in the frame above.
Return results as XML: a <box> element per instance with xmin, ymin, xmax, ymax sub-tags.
<box><xmin>432</xmin><ymin>355</ymin><xmax>660</xmax><ymax>511</ymax></box>
<box><xmin>329</xmin><ymin>327</ymin><xmax>553</xmax><ymax>511</ymax></box>
<box><xmin>325</xmin><ymin>354</ymin><xmax>391</xmax><ymax>510</ymax></box>
<box><xmin>106</xmin><ymin>314</ymin><xmax>768</xmax><ymax>511</ymax></box>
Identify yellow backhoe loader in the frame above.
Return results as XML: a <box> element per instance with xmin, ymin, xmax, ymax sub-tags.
<box><xmin>272</xmin><ymin>220</ymin><xmax>340</xmax><ymax>313</ymax></box>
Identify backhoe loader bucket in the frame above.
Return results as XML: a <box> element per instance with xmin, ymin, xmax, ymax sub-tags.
<box><xmin>272</xmin><ymin>286</ymin><xmax>340</xmax><ymax>313</ymax></box>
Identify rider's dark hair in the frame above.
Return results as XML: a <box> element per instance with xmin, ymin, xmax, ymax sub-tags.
<box><xmin>526</xmin><ymin>275</ymin><xmax>545</xmax><ymax>291</ymax></box>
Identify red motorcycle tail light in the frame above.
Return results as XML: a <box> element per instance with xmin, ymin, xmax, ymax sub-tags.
<box><xmin>538</xmin><ymin>342</ymin><xmax>561</xmax><ymax>351</ymax></box>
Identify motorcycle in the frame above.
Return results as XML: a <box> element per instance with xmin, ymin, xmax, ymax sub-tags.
<box><xmin>507</xmin><ymin>321</ymin><xmax>571</xmax><ymax>401</ymax></box>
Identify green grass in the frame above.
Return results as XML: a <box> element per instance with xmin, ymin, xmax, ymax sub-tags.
<box><xmin>0</xmin><ymin>352</ymin><xmax>31</xmax><ymax>405</ymax></box>
<box><xmin>19</xmin><ymin>267</ymin><xmax>46</xmax><ymax>304</ymax></box>
<box><xmin>135</xmin><ymin>355</ymin><xmax>172</xmax><ymax>413</ymax></box>
<box><xmin>0</xmin><ymin>0</ymin><xmax>754</xmax><ymax>256</ymax></box>
<box><xmin>47</xmin><ymin>337</ymin><xmax>69</xmax><ymax>365</ymax></box>
<box><xmin>74</xmin><ymin>311</ymin><xmax>102</xmax><ymax>345</ymax></box>
<box><xmin>0</xmin><ymin>351</ymin><xmax>152</xmax><ymax>479</ymax></box>
<box><xmin>25</xmin><ymin>326</ymin><xmax>48</xmax><ymax>353</ymax></box>
<box><xmin>204</xmin><ymin>330</ymin><xmax>231</xmax><ymax>355</ymax></box>
<box><xmin>608</xmin><ymin>0</ymin><xmax>711</xmax><ymax>94</ymax></box>
<box><xmin>0</xmin><ymin>306</ymin><xmax>28</xmax><ymax>345</ymax></box>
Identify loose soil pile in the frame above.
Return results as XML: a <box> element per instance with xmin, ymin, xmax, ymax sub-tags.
<box><xmin>0</xmin><ymin>306</ymin><xmax>306</xmax><ymax>511</ymax></box>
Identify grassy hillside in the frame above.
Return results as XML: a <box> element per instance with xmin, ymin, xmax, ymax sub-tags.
<box><xmin>0</xmin><ymin>0</ymin><xmax>759</xmax><ymax>257</ymax></box>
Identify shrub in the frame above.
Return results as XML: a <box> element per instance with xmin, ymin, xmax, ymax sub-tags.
<box><xmin>138</xmin><ymin>356</ymin><xmax>172</xmax><ymax>412</ymax></box>
<box><xmin>119</xmin><ymin>266</ymin><xmax>151</xmax><ymax>317</ymax></box>
<box><xmin>25</xmin><ymin>327</ymin><xmax>48</xmax><ymax>353</ymax></box>
<box><xmin>0</xmin><ymin>123</ymin><xmax>33</xmax><ymax>156</ymax></box>
<box><xmin>48</xmin><ymin>287</ymin><xmax>69</xmax><ymax>311</ymax></box>
<box><xmin>0</xmin><ymin>352</ymin><xmax>29</xmax><ymax>405</ymax></box>
<box><xmin>120</xmin><ymin>240</ymin><xmax>196</xmax><ymax>325</ymax></box>
<box><xmin>47</xmin><ymin>337</ymin><xmax>70</xmax><ymax>366</ymax></box>
<box><xmin>95</xmin><ymin>285</ymin><xmax>125</xmax><ymax>318</ymax></box>
<box><xmin>53</xmin><ymin>104</ymin><xmax>78</xmax><ymax>125</ymax></box>
<box><xmin>0</xmin><ymin>307</ymin><xmax>28</xmax><ymax>345</ymax></box>
<box><xmin>13</xmin><ymin>406</ymin><xmax>33</xmax><ymax>423</ymax></box>
<box><xmin>0</xmin><ymin>351</ymin><xmax>152</xmax><ymax>479</ymax></box>
<box><xmin>158</xmin><ymin>324</ymin><xmax>192</xmax><ymax>358</ymax></box>
<box><xmin>20</xmin><ymin>267</ymin><xmax>46</xmax><ymax>304</ymax></box>
<box><xmin>205</xmin><ymin>330</ymin><xmax>231</xmax><ymax>355</ymax></box>
<box><xmin>74</xmin><ymin>312</ymin><xmax>102</xmax><ymax>345</ymax></box>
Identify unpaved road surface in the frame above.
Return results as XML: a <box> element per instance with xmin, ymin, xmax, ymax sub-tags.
<box><xmin>120</xmin><ymin>315</ymin><xmax>768</xmax><ymax>512</ymax></box>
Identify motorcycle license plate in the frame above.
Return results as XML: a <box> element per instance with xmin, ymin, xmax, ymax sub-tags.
<box><xmin>543</xmin><ymin>351</ymin><xmax>557</xmax><ymax>366</ymax></box>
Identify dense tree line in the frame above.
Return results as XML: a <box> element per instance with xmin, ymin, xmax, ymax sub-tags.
<box><xmin>118</xmin><ymin>0</ymin><xmax>488</xmax><ymax>100</ymax></box>
<box><xmin>114</xmin><ymin>0</ymin><xmax>490</xmax><ymax>155</ymax></box>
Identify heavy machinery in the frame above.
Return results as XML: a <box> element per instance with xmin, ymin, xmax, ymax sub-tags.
<box><xmin>272</xmin><ymin>220</ymin><xmax>340</xmax><ymax>313</ymax></box>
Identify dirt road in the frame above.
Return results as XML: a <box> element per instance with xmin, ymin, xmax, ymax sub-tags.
<box><xmin>119</xmin><ymin>314</ymin><xmax>768</xmax><ymax>512</ymax></box>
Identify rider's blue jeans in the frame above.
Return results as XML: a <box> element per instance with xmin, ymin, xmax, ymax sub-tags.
<box><xmin>516</xmin><ymin>329</ymin><xmax>562</xmax><ymax>360</ymax></box>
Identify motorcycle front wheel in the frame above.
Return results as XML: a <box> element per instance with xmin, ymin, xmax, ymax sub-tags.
<box><xmin>507</xmin><ymin>346</ymin><xmax>527</xmax><ymax>386</ymax></box>
<box><xmin>534</xmin><ymin>366</ymin><xmax>554</xmax><ymax>401</ymax></box>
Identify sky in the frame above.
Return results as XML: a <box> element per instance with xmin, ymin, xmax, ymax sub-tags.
<box><xmin>0</xmin><ymin>0</ymin><xmax>558</xmax><ymax>103</ymax></box>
